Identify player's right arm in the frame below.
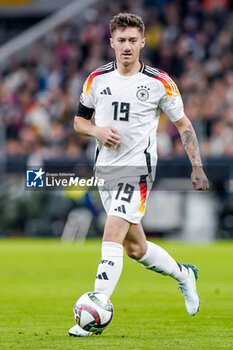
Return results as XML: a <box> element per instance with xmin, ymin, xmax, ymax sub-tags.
<box><xmin>74</xmin><ymin>116</ymin><xmax>121</xmax><ymax>148</ymax></box>
<box><xmin>74</xmin><ymin>72</ymin><xmax>121</xmax><ymax>148</ymax></box>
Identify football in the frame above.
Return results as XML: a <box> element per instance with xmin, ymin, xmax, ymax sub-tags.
<box><xmin>73</xmin><ymin>291</ymin><xmax>114</xmax><ymax>333</ymax></box>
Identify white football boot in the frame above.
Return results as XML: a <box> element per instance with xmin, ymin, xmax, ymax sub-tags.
<box><xmin>69</xmin><ymin>324</ymin><xmax>102</xmax><ymax>337</ymax></box>
<box><xmin>69</xmin><ymin>324</ymin><xmax>93</xmax><ymax>337</ymax></box>
<box><xmin>178</xmin><ymin>264</ymin><xmax>200</xmax><ymax>316</ymax></box>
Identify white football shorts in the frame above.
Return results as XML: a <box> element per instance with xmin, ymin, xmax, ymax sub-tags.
<box><xmin>98</xmin><ymin>175</ymin><xmax>153</xmax><ymax>224</ymax></box>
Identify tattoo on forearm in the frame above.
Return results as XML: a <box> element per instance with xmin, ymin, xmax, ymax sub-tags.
<box><xmin>180</xmin><ymin>124</ymin><xmax>202</xmax><ymax>166</ymax></box>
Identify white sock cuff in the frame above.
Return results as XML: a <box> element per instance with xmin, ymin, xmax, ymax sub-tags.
<box><xmin>102</xmin><ymin>241</ymin><xmax>123</xmax><ymax>257</ymax></box>
<box><xmin>137</xmin><ymin>240</ymin><xmax>151</xmax><ymax>263</ymax></box>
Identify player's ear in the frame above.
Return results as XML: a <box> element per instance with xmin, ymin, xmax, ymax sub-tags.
<box><xmin>110</xmin><ymin>37</ymin><xmax>114</xmax><ymax>48</ymax></box>
<box><xmin>141</xmin><ymin>37</ymin><xmax>146</xmax><ymax>48</ymax></box>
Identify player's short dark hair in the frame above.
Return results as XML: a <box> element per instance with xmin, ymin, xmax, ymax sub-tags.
<box><xmin>110</xmin><ymin>13</ymin><xmax>145</xmax><ymax>37</ymax></box>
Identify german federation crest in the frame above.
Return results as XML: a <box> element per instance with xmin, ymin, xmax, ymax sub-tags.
<box><xmin>26</xmin><ymin>168</ymin><xmax>45</xmax><ymax>188</ymax></box>
<box><xmin>136</xmin><ymin>86</ymin><xmax>150</xmax><ymax>101</ymax></box>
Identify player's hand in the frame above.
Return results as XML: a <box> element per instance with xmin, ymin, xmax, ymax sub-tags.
<box><xmin>94</xmin><ymin>126</ymin><xmax>121</xmax><ymax>148</ymax></box>
<box><xmin>191</xmin><ymin>166</ymin><xmax>209</xmax><ymax>191</ymax></box>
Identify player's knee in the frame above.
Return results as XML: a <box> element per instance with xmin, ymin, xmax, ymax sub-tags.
<box><xmin>124</xmin><ymin>242</ymin><xmax>146</xmax><ymax>260</ymax></box>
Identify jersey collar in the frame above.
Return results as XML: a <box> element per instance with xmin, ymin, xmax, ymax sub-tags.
<box><xmin>114</xmin><ymin>60</ymin><xmax>145</xmax><ymax>73</ymax></box>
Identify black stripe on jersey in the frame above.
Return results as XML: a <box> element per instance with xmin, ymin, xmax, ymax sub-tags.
<box><xmin>77</xmin><ymin>102</ymin><xmax>94</xmax><ymax>120</ymax></box>
<box><xmin>142</xmin><ymin>65</ymin><xmax>170</xmax><ymax>80</ymax></box>
<box><xmin>95</xmin><ymin>61</ymin><xmax>115</xmax><ymax>74</ymax></box>
<box><xmin>144</xmin><ymin>137</ymin><xmax>152</xmax><ymax>174</ymax></box>
<box><xmin>94</xmin><ymin>147</ymin><xmax>99</xmax><ymax>164</ymax></box>
<box><xmin>144</xmin><ymin>65</ymin><xmax>160</xmax><ymax>74</ymax></box>
<box><xmin>96</xmin><ymin>62</ymin><xmax>113</xmax><ymax>70</ymax></box>
<box><xmin>139</xmin><ymin>174</ymin><xmax>147</xmax><ymax>185</ymax></box>
<box><xmin>142</xmin><ymin>65</ymin><xmax>177</xmax><ymax>93</ymax></box>
<box><xmin>145</xmin><ymin>66</ymin><xmax>172</xmax><ymax>80</ymax></box>
<box><xmin>142</xmin><ymin>64</ymin><xmax>162</xmax><ymax>74</ymax></box>
<box><xmin>139</xmin><ymin>61</ymin><xmax>145</xmax><ymax>72</ymax></box>
<box><xmin>141</xmin><ymin>65</ymin><xmax>156</xmax><ymax>79</ymax></box>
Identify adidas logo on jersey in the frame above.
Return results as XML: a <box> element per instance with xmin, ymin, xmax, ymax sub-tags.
<box><xmin>114</xmin><ymin>205</ymin><xmax>126</xmax><ymax>214</ymax></box>
<box><xmin>96</xmin><ymin>272</ymin><xmax>109</xmax><ymax>280</ymax></box>
<box><xmin>100</xmin><ymin>87</ymin><xmax>112</xmax><ymax>95</ymax></box>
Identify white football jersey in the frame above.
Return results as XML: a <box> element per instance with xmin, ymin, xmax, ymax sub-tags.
<box><xmin>78</xmin><ymin>61</ymin><xmax>184</xmax><ymax>178</ymax></box>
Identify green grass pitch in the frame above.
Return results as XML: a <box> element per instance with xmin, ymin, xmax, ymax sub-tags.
<box><xmin>0</xmin><ymin>239</ymin><xmax>233</xmax><ymax>350</ymax></box>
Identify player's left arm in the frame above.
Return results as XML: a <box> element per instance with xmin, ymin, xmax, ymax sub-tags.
<box><xmin>174</xmin><ymin>115</ymin><xmax>209</xmax><ymax>191</ymax></box>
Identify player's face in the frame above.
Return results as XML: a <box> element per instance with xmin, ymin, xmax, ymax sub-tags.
<box><xmin>110</xmin><ymin>27</ymin><xmax>145</xmax><ymax>67</ymax></box>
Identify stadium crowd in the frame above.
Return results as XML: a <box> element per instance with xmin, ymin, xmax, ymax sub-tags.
<box><xmin>1</xmin><ymin>0</ymin><xmax>233</xmax><ymax>168</ymax></box>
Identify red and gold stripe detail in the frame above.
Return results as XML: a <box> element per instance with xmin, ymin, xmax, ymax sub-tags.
<box><xmin>139</xmin><ymin>180</ymin><xmax>147</xmax><ymax>215</ymax></box>
<box><xmin>83</xmin><ymin>71</ymin><xmax>103</xmax><ymax>95</ymax></box>
<box><xmin>153</xmin><ymin>70</ymin><xmax>179</xmax><ymax>97</ymax></box>
<box><xmin>83</xmin><ymin>62</ymin><xmax>115</xmax><ymax>96</ymax></box>
<box><xmin>144</xmin><ymin>66</ymin><xmax>179</xmax><ymax>97</ymax></box>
